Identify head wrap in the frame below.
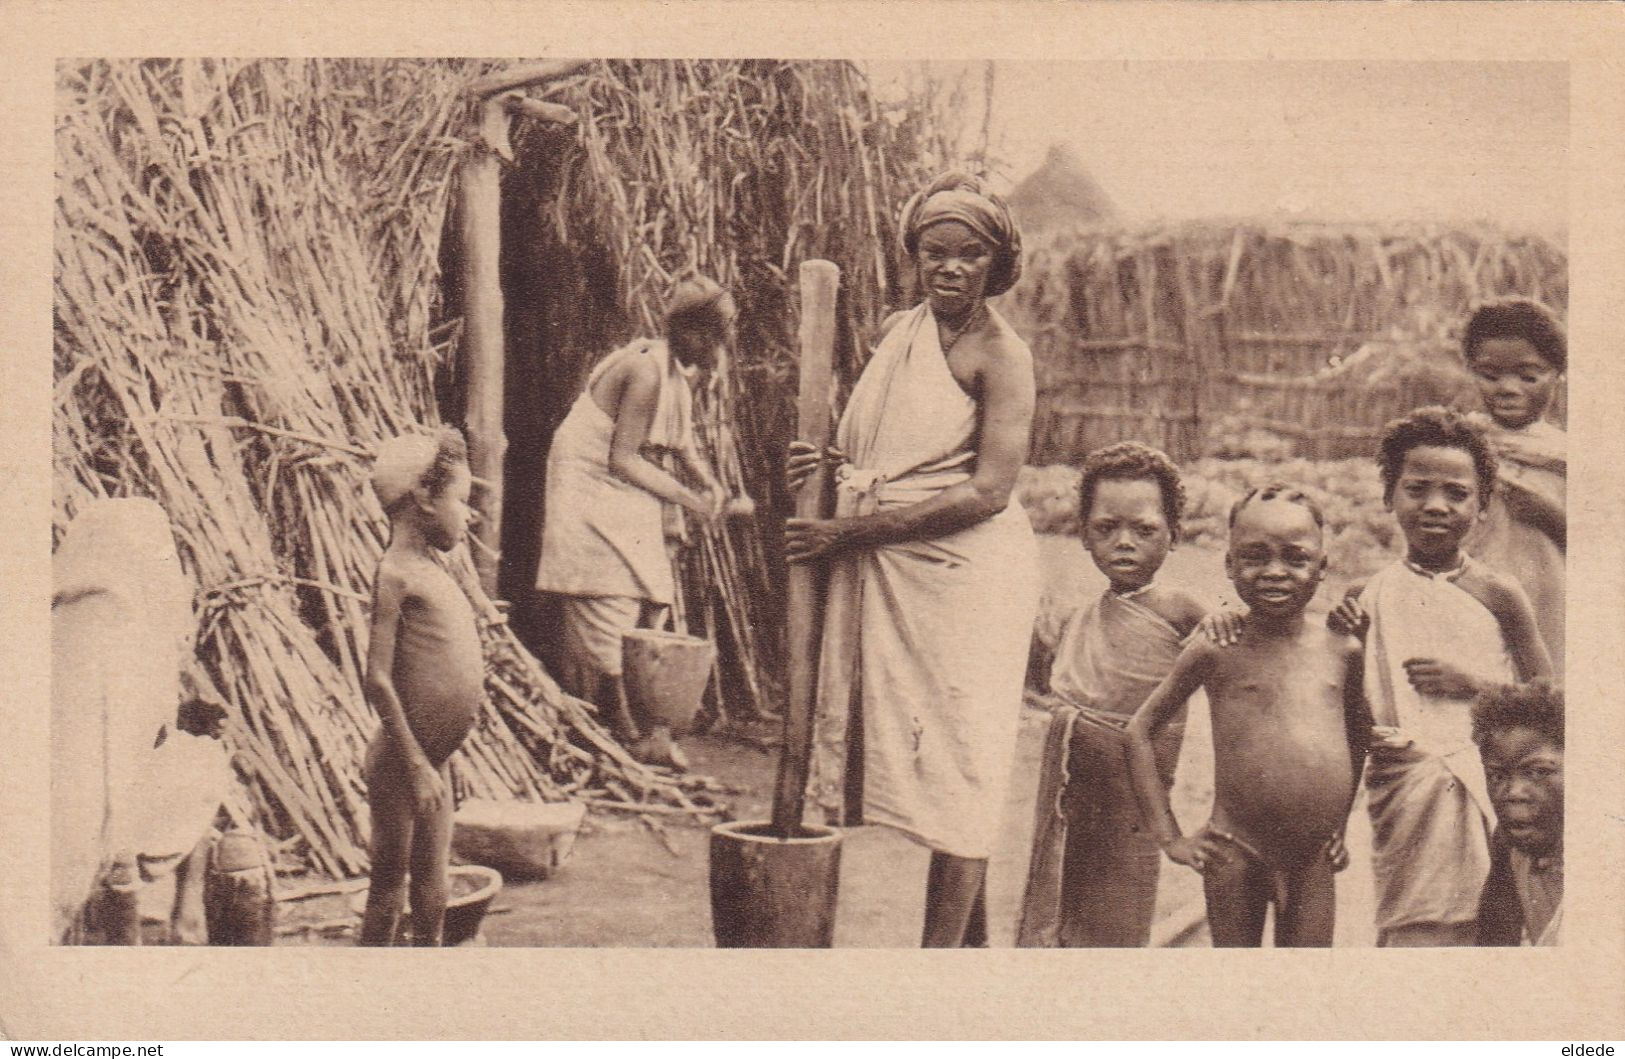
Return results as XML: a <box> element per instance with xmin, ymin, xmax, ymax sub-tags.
<box><xmin>371</xmin><ymin>431</ymin><xmax>441</xmax><ymax>511</ymax></box>
<box><xmin>899</xmin><ymin>172</ymin><xmax>1023</xmax><ymax>298</ymax></box>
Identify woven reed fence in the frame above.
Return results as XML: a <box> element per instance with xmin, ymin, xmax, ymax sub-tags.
<box><xmin>1007</xmin><ymin>222</ymin><xmax>1568</xmax><ymax>463</ymax></box>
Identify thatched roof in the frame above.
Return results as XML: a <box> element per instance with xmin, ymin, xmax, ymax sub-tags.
<box><xmin>1007</xmin><ymin>143</ymin><xmax>1117</xmax><ymax>234</ymax></box>
<box><xmin>53</xmin><ymin>58</ymin><xmax>954</xmax><ymax>877</ymax></box>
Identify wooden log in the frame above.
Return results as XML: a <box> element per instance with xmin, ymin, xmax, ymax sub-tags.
<box><xmin>503</xmin><ymin>96</ymin><xmax>578</xmax><ymax>126</ymax></box>
<box><xmin>769</xmin><ymin>260</ymin><xmax>839</xmax><ymax>839</ymax></box>
<box><xmin>459</xmin><ymin>97</ymin><xmax>508</xmax><ymax>597</ymax></box>
<box><xmin>465</xmin><ymin>59</ymin><xmax>592</xmax><ymax>100</ymax></box>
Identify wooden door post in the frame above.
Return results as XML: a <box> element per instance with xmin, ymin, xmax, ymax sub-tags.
<box><xmin>458</xmin><ymin>59</ymin><xmax>588</xmax><ymax>595</ymax></box>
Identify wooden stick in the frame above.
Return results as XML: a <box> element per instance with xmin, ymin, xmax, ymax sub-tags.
<box><xmin>580</xmin><ymin>797</ymin><xmax>717</xmax><ymax>817</ymax></box>
<box><xmin>275</xmin><ymin>876</ymin><xmax>370</xmax><ymax>903</ymax></box>
<box><xmin>145</xmin><ymin>413</ymin><xmax>371</xmax><ymax>458</ymax></box>
<box><xmin>465</xmin><ymin>59</ymin><xmax>592</xmax><ymax>100</ymax></box>
<box><xmin>459</xmin><ymin>107</ymin><xmax>508</xmax><ymax>597</ymax></box>
<box><xmin>503</xmin><ymin>96</ymin><xmax>578</xmax><ymax>126</ymax></box>
<box><xmin>769</xmin><ymin>259</ymin><xmax>839</xmax><ymax>839</ymax></box>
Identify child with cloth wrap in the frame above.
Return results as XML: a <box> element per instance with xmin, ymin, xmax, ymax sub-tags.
<box><xmin>1017</xmin><ymin>443</ymin><xmax>1206</xmax><ymax>947</ymax></box>
<box><xmin>1332</xmin><ymin>407</ymin><xmax>1553</xmax><ymax>946</ymax></box>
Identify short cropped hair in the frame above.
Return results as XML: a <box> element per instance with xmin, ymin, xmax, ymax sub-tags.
<box><xmin>372</xmin><ymin>426</ymin><xmax>470</xmax><ymax>516</ymax></box>
<box><xmin>419</xmin><ymin>426</ymin><xmax>470</xmax><ymax>501</ymax></box>
<box><xmin>1376</xmin><ymin>406</ymin><xmax>1497</xmax><ymax>507</ymax></box>
<box><xmin>1078</xmin><ymin>442</ymin><xmax>1186</xmax><ymax>543</ymax></box>
<box><xmin>1464</xmin><ymin>298</ymin><xmax>1567</xmax><ymax>373</ymax></box>
<box><xmin>1472</xmin><ymin>679</ymin><xmax>1564</xmax><ymax>749</ymax></box>
<box><xmin>1227</xmin><ymin>481</ymin><xmax>1325</xmax><ymax>533</ymax></box>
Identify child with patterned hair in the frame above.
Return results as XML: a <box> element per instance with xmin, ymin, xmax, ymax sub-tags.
<box><xmin>1461</xmin><ymin>297</ymin><xmax>1567</xmax><ymax>674</ymax></box>
<box><xmin>1017</xmin><ymin>442</ymin><xmax>1206</xmax><ymax>947</ymax></box>
<box><xmin>1127</xmin><ymin>483</ymin><xmax>1368</xmax><ymax>947</ymax></box>
<box><xmin>359</xmin><ymin>427</ymin><xmax>482</xmax><ymax>946</ymax></box>
<box><xmin>1331</xmin><ymin>406</ymin><xmax>1553</xmax><ymax>946</ymax></box>
<box><xmin>1472</xmin><ymin>680</ymin><xmax>1564</xmax><ymax>946</ymax></box>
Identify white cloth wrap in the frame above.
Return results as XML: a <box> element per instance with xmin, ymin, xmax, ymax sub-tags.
<box><xmin>807</xmin><ymin>304</ymin><xmax>1039</xmax><ymax>858</ymax></box>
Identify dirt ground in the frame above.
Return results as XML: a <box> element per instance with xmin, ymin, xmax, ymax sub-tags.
<box><xmin>266</xmin><ymin>536</ymin><xmax>1379</xmax><ymax>947</ymax></box>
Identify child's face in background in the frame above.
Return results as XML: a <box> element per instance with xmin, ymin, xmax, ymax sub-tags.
<box><xmin>1389</xmin><ymin>444</ymin><xmax>1482</xmax><ymax>569</ymax></box>
<box><xmin>1082</xmin><ymin>477</ymin><xmax>1173</xmax><ymax>593</ymax></box>
<box><xmin>1469</xmin><ymin>336</ymin><xmax>1559</xmax><ymax>430</ymax></box>
<box><xmin>1480</xmin><ymin>726</ymin><xmax>1563</xmax><ymax>856</ymax></box>
<box><xmin>1224</xmin><ymin>498</ymin><xmax>1325</xmax><ymax>619</ymax></box>
<box><xmin>424</xmin><ymin>462</ymin><xmax>473</xmax><ymax>552</ymax></box>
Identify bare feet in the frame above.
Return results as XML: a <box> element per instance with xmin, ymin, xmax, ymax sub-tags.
<box><xmin>629</xmin><ymin>726</ymin><xmax>688</xmax><ymax>771</ymax></box>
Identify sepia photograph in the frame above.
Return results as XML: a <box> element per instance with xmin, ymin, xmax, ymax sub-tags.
<box><xmin>8</xmin><ymin>0</ymin><xmax>1625</xmax><ymax>1042</ymax></box>
<box><xmin>48</xmin><ymin>53</ymin><xmax>1572</xmax><ymax>952</ymax></box>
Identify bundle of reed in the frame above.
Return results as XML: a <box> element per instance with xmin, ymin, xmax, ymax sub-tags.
<box><xmin>54</xmin><ymin>59</ymin><xmax>720</xmax><ymax>877</ymax></box>
<box><xmin>487</xmin><ymin>60</ymin><xmax>959</xmax><ymax>723</ymax></box>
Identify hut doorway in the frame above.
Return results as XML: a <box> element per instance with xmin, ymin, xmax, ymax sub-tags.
<box><xmin>438</xmin><ymin>120</ymin><xmax>631</xmax><ymax>664</ymax></box>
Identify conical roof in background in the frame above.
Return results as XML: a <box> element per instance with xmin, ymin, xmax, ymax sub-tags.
<box><xmin>1008</xmin><ymin>143</ymin><xmax>1118</xmax><ymax>233</ymax></box>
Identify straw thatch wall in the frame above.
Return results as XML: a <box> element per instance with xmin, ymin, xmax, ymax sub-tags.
<box><xmin>53</xmin><ymin>58</ymin><xmax>955</xmax><ymax>877</ymax></box>
<box><xmin>1007</xmin><ymin>222</ymin><xmax>1568</xmax><ymax>463</ymax></box>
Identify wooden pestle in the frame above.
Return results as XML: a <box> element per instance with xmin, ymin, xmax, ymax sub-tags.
<box><xmin>769</xmin><ymin>260</ymin><xmax>839</xmax><ymax>839</ymax></box>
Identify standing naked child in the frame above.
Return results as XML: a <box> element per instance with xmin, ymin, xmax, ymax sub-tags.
<box><xmin>1334</xmin><ymin>407</ymin><xmax>1552</xmax><ymax>946</ymax></box>
<box><xmin>1461</xmin><ymin>298</ymin><xmax>1566</xmax><ymax>675</ymax></box>
<box><xmin>1017</xmin><ymin>443</ymin><xmax>1206</xmax><ymax>947</ymax></box>
<box><xmin>1126</xmin><ymin>484</ymin><xmax>1367</xmax><ymax>947</ymax></box>
<box><xmin>359</xmin><ymin>428</ymin><xmax>482</xmax><ymax>946</ymax></box>
<box><xmin>1472</xmin><ymin>680</ymin><xmax>1564</xmax><ymax>946</ymax></box>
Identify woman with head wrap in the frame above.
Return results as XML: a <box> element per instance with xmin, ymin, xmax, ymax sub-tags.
<box><xmin>785</xmin><ymin>172</ymin><xmax>1040</xmax><ymax>946</ymax></box>
<box><xmin>535</xmin><ymin>275</ymin><xmax>734</xmax><ymax>769</ymax></box>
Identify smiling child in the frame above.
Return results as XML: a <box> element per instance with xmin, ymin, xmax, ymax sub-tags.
<box><xmin>1126</xmin><ymin>483</ymin><xmax>1368</xmax><ymax>947</ymax></box>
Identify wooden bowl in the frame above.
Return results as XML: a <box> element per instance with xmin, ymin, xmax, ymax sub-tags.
<box><xmin>349</xmin><ymin>864</ymin><xmax>503</xmax><ymax>946</ymax></box>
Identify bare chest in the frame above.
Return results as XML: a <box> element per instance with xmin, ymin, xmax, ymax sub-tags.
<box><xmin>1207</xmin><ymin>643</ymin><xmax>1349</xmax><ymax>735</ymax></box>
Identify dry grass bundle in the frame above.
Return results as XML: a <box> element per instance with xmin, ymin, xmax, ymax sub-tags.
<box><xmin>54</xmin><ymin>59</ymin><xmax>734</xmax><ymax>877</ymax></box>
<box><xmin>1009</xmin><ymin>220</ymin><xmax>1567</xmax><ymax>462</ymax></box>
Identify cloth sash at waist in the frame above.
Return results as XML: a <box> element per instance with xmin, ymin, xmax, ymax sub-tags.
<box><xmin>833</xmin><ymin>453</ymin><xmax>975</xmax><ymax>517</ymax></box>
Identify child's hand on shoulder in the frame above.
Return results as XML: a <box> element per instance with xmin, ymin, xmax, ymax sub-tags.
<box><xmin>1327</xmin><ymin>595</ymin><xmax>1369</xmax><ymax>640</ymax></box>
<box><xmin>1196</xmin><ymin>607</ymin><xmax>1244</xmax><ymax>647</ymax></box>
